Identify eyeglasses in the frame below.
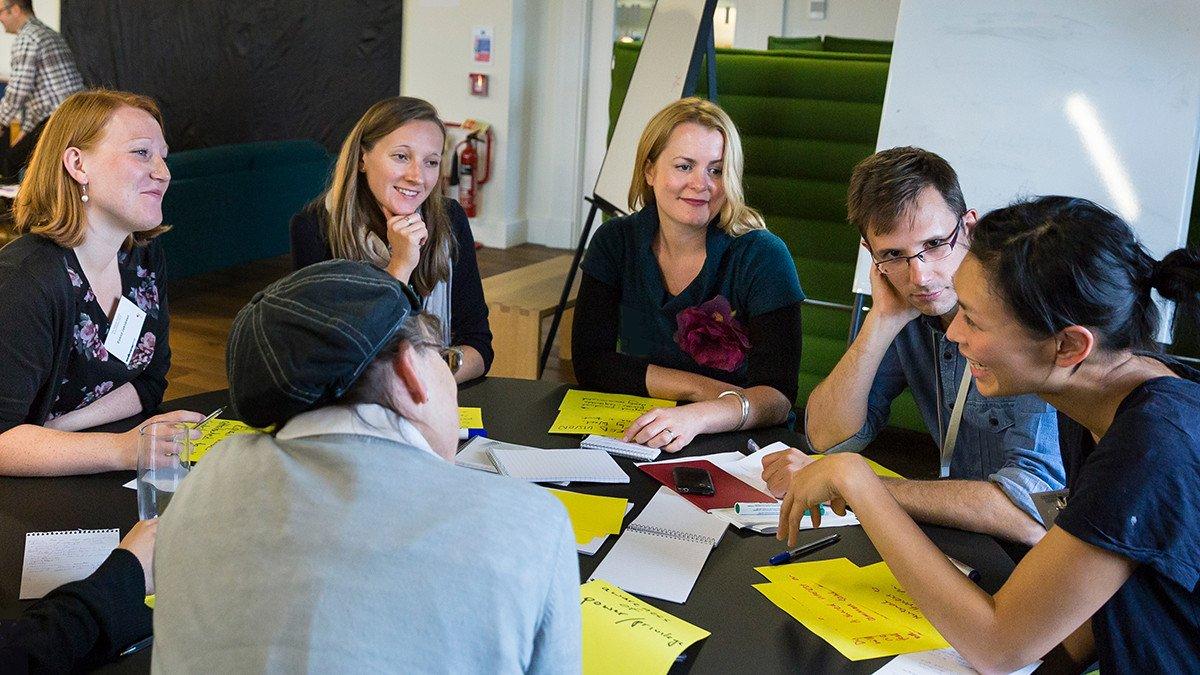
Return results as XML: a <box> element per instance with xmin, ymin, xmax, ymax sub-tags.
<box><xmin>873</xmin><ymin>220</ymin><xmax>965</xmax><ymax>276</ymax></box>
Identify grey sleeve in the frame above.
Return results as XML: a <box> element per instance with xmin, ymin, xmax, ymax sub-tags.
<box><xmin>527</xmin><ymin>509</ymin><xmax>582</xmax><ymax>674</ymax></box>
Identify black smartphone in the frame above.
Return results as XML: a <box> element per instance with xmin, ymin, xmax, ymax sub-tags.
<box><xmin>673</xmin><ymin>466</ymin><xmax>715</xmax><ymax>496</ymax></box>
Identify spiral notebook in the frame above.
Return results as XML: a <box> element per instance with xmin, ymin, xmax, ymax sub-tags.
<box><xmin>486</xmin><ymin>446</ymin><xmax>629</xmax><ymax>484</ymax></box>
<box><xmin>589</xmin><ymin>486</ymin><xmax>728</xmax><ymax>603</ymax></box>
<box><xmin>21</xmin><ymin>528</ymin><xmax>120</xmax><ymax>599</ymax></box>
<box><xmin>580</xmin><ymin>434</ymin><xmax>661</xmax><ymax>461</ymax></box>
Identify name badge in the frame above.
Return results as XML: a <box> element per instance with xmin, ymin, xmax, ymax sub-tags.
<box><xmin>104</xmin><ymin>296</ymin><xmax>147</xmax><ymax>366</ymax></box>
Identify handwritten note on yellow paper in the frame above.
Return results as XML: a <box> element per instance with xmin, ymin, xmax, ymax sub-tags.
<box><xmin>581</xmin><ymin>579</ymin><xmax>709</xmax><ymax>675</ymax></box>
<box><xmin>754</xmin><ymin>558</ymin><xmax>947</xmax><ymax>661</ymax></box>
<box><xmin>550</xmin><ymin>390</ymin><xmax>676</xmax><ymax>437</ymax></box>
<box><xmin>811</xmin><ymin>454</ymin><xmax>905</xmax><ymax>479</ymax></box>
<box><xmin>187</xmin><ymin>419</ymin><xmax>260</xmax><ymax>463</ymax></box>
<box><xmin>546</xmin><ymin>488</ymin><xmax>628</xmax><ymax>545</ymax></box>
<box><xmin>458</xmin><ymin>407</ymin><xmax>484</xmax><ymax>429</ymax></box>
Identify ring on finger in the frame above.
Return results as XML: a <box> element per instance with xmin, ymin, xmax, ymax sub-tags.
<box><xmin>661</xmin><ymin>428</ymin><xmax>674</xmax><ymax>441</ymax></box>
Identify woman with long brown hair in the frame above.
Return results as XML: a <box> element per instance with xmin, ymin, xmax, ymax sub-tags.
<box><xmin>290</xmin><ymin>96</ymin><xmax>491</xmax><ymax>382</ymax></box>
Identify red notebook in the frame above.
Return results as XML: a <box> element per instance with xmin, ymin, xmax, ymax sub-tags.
<box><xmin>639</xmin><ymin>459</ymin><xmax>775</xmax><ymax>511</ymax></box>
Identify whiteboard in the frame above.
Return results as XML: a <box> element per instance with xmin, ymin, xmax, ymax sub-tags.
<box><xmin>852</xmin><ymin>1</ymin><xmax>1200</xmax><ymax>305</ymax></box>
<box><xmin>592</xmin><ymin>0</ymin><xmax>710</xmax><ymax>214</ymax></box>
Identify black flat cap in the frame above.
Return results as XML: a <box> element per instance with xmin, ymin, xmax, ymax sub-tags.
<box><xmin>226</xmin><ymin>259</ymin><xmax>420</xmax><ymax>428</ymax></box>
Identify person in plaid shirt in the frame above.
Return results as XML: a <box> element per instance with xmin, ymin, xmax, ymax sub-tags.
<box><xmin>0</xmin><ymin>0</ymin><xmax>83</xmax><ymax>181</ymax></box>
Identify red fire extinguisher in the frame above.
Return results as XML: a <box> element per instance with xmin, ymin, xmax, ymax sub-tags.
<box><xmin>458</xmin><ymin>137</ymin><xmax>478</xmax><ymax>217</ymax></box>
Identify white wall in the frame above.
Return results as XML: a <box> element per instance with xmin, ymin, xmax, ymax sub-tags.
<box><xmin>402</xmin><ymin>0</ymin><xmax>529</xmax><ymax>248</ymax></box>
<box><xmin>733</xmin><ymin>0</ymin><xmax>785</xmax><ymax>49</ymax></box>
<box><xmin>0</xmin><ymin>0</ymin><xmax>61</xmax><ymax>79</ymax></box>
<box><xmin>783</xmin><ymin>0</ymin><xmax>900</xmax><ymax>40</ymax></box>
<box><xmin>400</xmin><ymin>0</ymin><xmax>901</xmax><ymax>249</ymax></box>
<box><xmin>520</xmin><ymin>0</ymin><xmax>592</xmax><ymax>248</ymax></box>
<box><xmin>403</xmin><ymin>0</ymin><xmax>598</xmax><ymax>249</ymax></box>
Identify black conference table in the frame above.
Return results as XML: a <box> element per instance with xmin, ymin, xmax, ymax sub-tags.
<box><xmin>0</xmin><ymin>377</ymin><xmax>1016</xmax><ymax>673</ymax></box>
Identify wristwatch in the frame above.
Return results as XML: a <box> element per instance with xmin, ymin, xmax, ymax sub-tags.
<box><xmin>443</xmin><ymin>346</ymin><xmax>464</xmax><ymax>374</ymax></box>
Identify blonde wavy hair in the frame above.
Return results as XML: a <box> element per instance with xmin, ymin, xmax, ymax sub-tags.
<box><xmin>628</xmin><ymin>97</ymin><xmax>765</xmax><ymax>236</ymax></box>
<box><xmin>321</xmin><ymin>96</ymin><xmax>453</xmax><ymax>296</ymax></box>
<box><xmin>14</xmin><ymin>89</ymin><xmax>169</xmax><ymax>248</ymax></box>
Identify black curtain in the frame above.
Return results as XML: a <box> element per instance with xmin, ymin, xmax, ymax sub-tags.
<box><xmin>61</xmin><ymin>0</ymin><xmax>402</xmax><ymax>152</ymax></box>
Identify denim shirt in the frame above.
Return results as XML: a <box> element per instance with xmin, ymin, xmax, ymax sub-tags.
<box><xmin>809</xmin><ymin>315</ymin><xmax>1066</xmax><ymax>523</ymax></box>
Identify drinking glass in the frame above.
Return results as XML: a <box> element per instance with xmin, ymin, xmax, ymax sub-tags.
<box><xmin>137</xmin><ymin>421</ymin><xmax>192</xmax><ymax>520</ymax></box>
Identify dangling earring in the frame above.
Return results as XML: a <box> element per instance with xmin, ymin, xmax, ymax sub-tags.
<box><xmin>80</xmin><ymin>183</ymin><xmax>89</xmax><ymax>203</ymax></box>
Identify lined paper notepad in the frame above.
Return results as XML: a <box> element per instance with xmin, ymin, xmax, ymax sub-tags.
<box><xmin>487</xmin><ymin>447</ymin><xmax>630</xmax><ymax>484</ymax></box>
<box><xmin>20</xmin><ymin>529</ymin><xmax>119</xmax><ymax>599</ymax></box>
<box><xmin>589</xmin><ymin>486</ymin><xmax>727</xmax><ymax>603</ymax></box>
<box><xmin>580</xmin><ymin>434</ymin><xmax>661</xmax><ymax>461</ymax></box>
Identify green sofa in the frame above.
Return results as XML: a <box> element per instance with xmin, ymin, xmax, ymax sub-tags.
<box><xmin>767</xmin><ymin>35</ymin><xmax>893</xmax><ymax>55</ymax></box>
<box><xmin>159</xmin><ymin>140</ymin><xmax>332</xmax><ymax>280</ymax></box>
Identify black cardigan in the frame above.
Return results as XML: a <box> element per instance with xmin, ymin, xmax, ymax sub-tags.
<box><xmin>289</xmin><ymin>199</ymin><xmax>494</xmax><ymax>373</ymax></box>
<box><xmin>0</xmin><ymin>235</ymin><xmax>170</xmax><ymax>432</ymax></box>
<box><xmin>0</xmin><ymin>548</ymin><xmax>152</xmax><ymax>672</ymax></box>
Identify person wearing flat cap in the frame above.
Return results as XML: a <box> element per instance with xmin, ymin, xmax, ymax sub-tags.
<box><xmin>150</xmin><ymin>260</ymin><xmax>581</xmax><ymax>672</ymax></box>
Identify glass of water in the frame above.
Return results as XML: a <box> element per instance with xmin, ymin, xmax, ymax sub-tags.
<box><xmin>137</xmin><ymin>421</ymin><xmax>192</xmax><ymax>520</ymax></box>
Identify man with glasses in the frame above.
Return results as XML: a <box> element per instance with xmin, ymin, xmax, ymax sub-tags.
<box><xmin>762</xmin><ymin>147</ymin><xmax>1064</xmax><ymax>546</ymax></box>
<box><xmin>0</xmin><ymin>0</ymin><xmax>83</xmax><ymax>181</ymax></box>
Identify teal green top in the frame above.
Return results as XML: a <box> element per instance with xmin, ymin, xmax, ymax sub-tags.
<box><xmin>581</xmin><ymin>205</ymin><xmax>804</xmax><ymax>387</ymax></box>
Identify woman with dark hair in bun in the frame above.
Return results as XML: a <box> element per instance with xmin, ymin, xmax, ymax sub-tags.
<box><xmin>778</xmin><ymin>196</ymin><xmax>1199</xmax><ymax>673</ymax></box>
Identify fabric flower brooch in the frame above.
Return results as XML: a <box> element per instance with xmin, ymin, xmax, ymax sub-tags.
<box><xmin>673</xmin><ymin>295</ymin><xmax>750</xmax><ymax>372</ymax></box>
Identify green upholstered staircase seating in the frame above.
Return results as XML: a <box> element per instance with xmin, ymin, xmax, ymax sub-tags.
<box><xmin>767</xmin><ymin>35</ymin><xmax>893</xmax><ymax>55</ymax></box>
<box><xmin>610</xmin><ymin>40</ymin><xmax>927</xmax><ymax>432</ymax></box>
<box><xmin>160</xmin><ymin>140</ymin><xmax>332</xmax><ymax>280</ymax></box>
<box><xmin>765</xmin><ymin>35</ymin><xmax>823</xmax><ymax>52</ymax></box>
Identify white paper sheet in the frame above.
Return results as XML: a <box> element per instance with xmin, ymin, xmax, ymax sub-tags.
<box><xmin>873</xmin><ymin>648</ymin><xmax>1040</xmax><ymax>674</ymax></box>
<box><xmin>20</xmin><ymin>529</ymin><xmax>120</xmax><ymax>599</ymax></box>
<box><xmin>488</xmin><ymin>447</ymin><xmax>629</xmax><ymax>484</ymax></box>
<box><xmin>589</xmin><ymin>487</ymin><xmax>727</xmax><ymax>603</ymax></box>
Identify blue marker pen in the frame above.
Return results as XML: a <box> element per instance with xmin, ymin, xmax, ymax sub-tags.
<box><xmin>768</xmin><ymin>533</ymin><xmax>841</xmax><ymax>565</ymax></box>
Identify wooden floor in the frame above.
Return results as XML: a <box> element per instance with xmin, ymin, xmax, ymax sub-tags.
<box><xmin>165</xmin><ymin>244</ymin><xmax>576</xmax><ymax>399</ymax></box>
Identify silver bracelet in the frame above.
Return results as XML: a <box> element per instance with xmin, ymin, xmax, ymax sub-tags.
<box><xmin>718</xmin><ymin>390</ymin><xmax>750</xmax><ymax>431</ymax></box>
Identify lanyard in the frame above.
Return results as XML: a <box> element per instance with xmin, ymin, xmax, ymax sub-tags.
<box><xmin>932</xmin><ymin>328</ymin><xmax>973</xmax><ymax>478</ymax></box>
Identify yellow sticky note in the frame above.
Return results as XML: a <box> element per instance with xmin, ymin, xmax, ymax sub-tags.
<box><xmin>550</xmin><ymin>390</ymin><xmax>676</xmax><ymax>437</ymax></box>
<box><xmin>188</xmin><ymin>419</ymin><xmax>260</xmax><ymax>463</ymax></box>
<box><xmin>574</xmin><ymin>529</ymin><xmax>603</xmax><ymax>546</ymax></box>
<box><xmin>559</xmin><ymin>389</ymin><xmax>676</xmax><ymax>413</ymax></box>
<box><xmin>581</xmin><ymin>579</ymin><xmax>709</xmax><ymax>675</ymax></box>
<box><xmin>548</xmin><ymin>410</ymin><xmax>638</xmax><ymax>437</ymax></box>
<box><xmin>755</xmin><ymin>557</ymin><xmax>860</xmax><ymax>583</ymax></box>
<box><xmin>811</xmin><ymin>454</ymin><xmax>905</xmax><ymax>479</ymax></box>
<box><xmin>459</xmin><ymin>407</ymin><xmax>484</xmax><ymax>429</ymax></box>
<box><xmin>545</xmin><ymin>488</ymin><xmax>628</xmax><ymax>543</ymax></box>
<box><xmin>753</xmin><ymin>558</ymin><xmax>947</xmax><ymax>661</ymax></box>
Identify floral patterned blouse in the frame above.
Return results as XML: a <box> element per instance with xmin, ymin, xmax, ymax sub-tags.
<box><xmin>47</xmin><ymin>242</ymin><xmax>169</xmax><ymax>421</ymax></box>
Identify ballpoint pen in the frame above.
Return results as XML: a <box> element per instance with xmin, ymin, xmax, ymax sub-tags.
<box><xmin>119</xmin><ymin>635</ymin><xmax>153</xmax><ymax>657</ymax></box>
<box><xmin>195</xmin><ymin>406</ymin><xmax>226</xmax><ymax>429</ymax></box>
<box><xmin>768</xmin><ymin>532</ymin><xmax>841</xmax><ymax>565</ymax></box>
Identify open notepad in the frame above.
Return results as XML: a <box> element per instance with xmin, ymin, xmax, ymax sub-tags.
<box><xmin>21</xmin><ymin>529</ymin><xmax>119</xmax><ymax>599</ymax></box>
<box><xmin>589</xmin><ymin>486</ymin><xmax>727</xmax><ymax>603</ymax></box>
<box><xmin>580</xmin><ymin>434</ymin><xmax>660</xmax><ymax>461</ymax></box>
<box><xmin>487</xmin><ymin>446</ymin><xmax>629</xmax><ymax>484</ymax></box>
